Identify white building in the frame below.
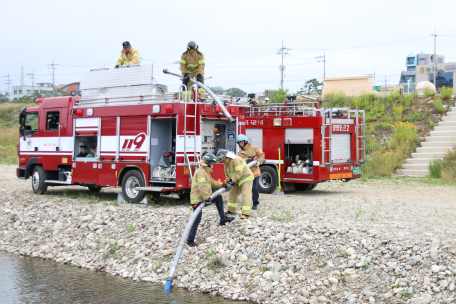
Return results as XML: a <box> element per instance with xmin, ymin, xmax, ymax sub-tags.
<box><xmin>12</xmin><ymin>83</ymin><xmax>53</xmax><ymax>100</ymax></box>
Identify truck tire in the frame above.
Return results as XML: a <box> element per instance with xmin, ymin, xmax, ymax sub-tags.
<box><xmin>258</xmin><ymin>166</ymin><xmax>278</xmax><ymax>194</ymax></box>
<box><xmin>31</xmin><ymin>165</ymin><xmax>48</xmax><ymax>194</ymax></box>
<box><xmin>294</xmin><ymin>182</ymin><xmax>318</xmax><ymax>191</ymax></box>
<box><xmin>88</xmin><ymin>186</ymin><xmax>102</xmax><ymax>193</ymax></box>
<box><xmin>177</xmin><ymin>191</ymin><xmax>190</xmax><ymax>201</ymax></box>
<box><xmin>121</xmin><ymin>170</ymin><xmax>145</xmax><ymax>203</ymax></box>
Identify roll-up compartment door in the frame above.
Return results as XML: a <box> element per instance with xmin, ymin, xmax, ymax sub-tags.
<box><xmin>331</xmin><ymin>133</ymin><xmax>351</xmax><ymax>163</ymax></box>
<box><xmin>246</xmin><ymin>128</ymin><xmax>263</xmax><ymax>150</ymax></box>
<box><xmin>284</xmin><ymin>128</ymin><xmax>313</xmax><ymax>144</ymax></box>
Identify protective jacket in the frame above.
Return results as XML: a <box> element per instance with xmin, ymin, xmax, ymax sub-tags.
<box><xmin>224</xmin><ymin>155</ymin><xmax>254</xmax><ymax>186</ymax></box>
<box><xmin>190</xmin><ymin>160</ymin><xmax>222</xmax><ymax>205</ymax></box>
<box><xmin>180</xmin><ymin>50</ymin><xmax>205</xmax><ymax>76</ymax></box>
<box><xmin>239</xmin><ymin>143</ymin><xmax>265</xmax><ymax>177</ymax></box>
<box><xmin>117</xmin><ymin>48</ymin><xmax>140</xmax><ymax>66</ymax></box>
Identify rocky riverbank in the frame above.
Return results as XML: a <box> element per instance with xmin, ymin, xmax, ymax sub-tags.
<box><xmin>1</xmin><ymin>189</ymin><xmax>456</xmax><ymax>304</ymax></box>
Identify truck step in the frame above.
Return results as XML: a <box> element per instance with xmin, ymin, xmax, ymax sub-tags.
<box><xmin>134</xmin><ymin>186</ymin><xmax>175</xmax><ymax>191</ymax></box>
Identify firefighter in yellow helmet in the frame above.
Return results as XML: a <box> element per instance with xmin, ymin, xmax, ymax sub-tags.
<box><xmin>216</xmin><ymin>149</ymin><xmax>254</xmax><ymax>219</ymax></box>
<box><xmin>115</xmin><ymin>41</ymin><xmax>140</xmax><ymax>68</ymax></box>
<box><xmin>236</xmin><ymin>134</ymin><xmax>265</xmax><ymax>210</ymax></box>
<box><xmin>180</xmin><ymin>41</ymin><xmax>206</xmax><ymax>99</ymax></box>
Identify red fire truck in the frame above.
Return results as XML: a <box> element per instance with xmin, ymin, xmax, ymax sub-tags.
<box><xmin>16</xmin><ymin>65</ymin><xmax>248</xmax><ymax>202</ymax></box>
<box><xmin>244</xmin><ymin>97</ymin><xmax>365</xmax><ymax>193</ymax></box>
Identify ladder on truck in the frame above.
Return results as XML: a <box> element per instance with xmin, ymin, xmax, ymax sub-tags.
<box><xmin>321</xmin><ymin>109</ymin><xmax>333</xmax><ymax>168</ymax></box>
<box><xmin>182</xmin><ymin>84</ymin><xmax>200</xmax><ymax>182</ymax></box>
<box><xmin>348</xmin><ymin>110</ymin><xmax>366</xmax><ymax>166</ymax></box>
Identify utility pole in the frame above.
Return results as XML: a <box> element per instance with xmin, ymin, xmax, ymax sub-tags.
<box><xmin>3</xmin><ymin>72</ymin><xmax>12</xmax><ymax>101</ymax></box>
<box><xmin>276</xmin><ymin>41</ymin><xmax>289</xmax><ymax>89</ymax></box>
<box><xmin>315</xmin><ymin>50</ymin><xmax>326</xmax><ymax>80</ymax></box>
<box><xmin>432</xmin><ymin>29</ymin><xmax>437</xmax><ymax>89</ymax></box>
<box><xmin>48</xmin><ymin>58</ymin><xmax>59</xmax><ymax>96</ymax></box>
<box><xmin>366</xmin><ymin>68</ymin><xmax>376</xmax><ymax>90</ymax></box>
<box><xmin>21</xmin><ymin>63</ymin><xmax>24</xmax><ymax>87</ymax></box>
<box><xmin>27</xmin><ymin>70</ymin><xmax>36</xmax><ymax>101</ymax></box>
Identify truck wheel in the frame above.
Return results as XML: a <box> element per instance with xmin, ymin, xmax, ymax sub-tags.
<box><xmin>88</xmin><ymin>186</ymin><xmax>102</xmax><ymax>193</ymax></box>
<box><xmin>31</xmin><ymin>165</ymin><xmax>48</xmax><ymax>194</ymax></box>
<box><xmin>121</xmin><ymin>170</ymin><xmax>145</xmax><ymax>203</ymax></box>
<box><xmin>294</xmin><ymin>183</ymin><xmax>318</xmax><ymax>191</ymax></box>
<box><xmin>258</xmin><ymin>166</ymin><xmax>278</xmax><ymax>194</ymax></box>
<box><xmin>177</xmin><ymin>191</ymin><xmax>190</xmax><ymax>201</ymax></box>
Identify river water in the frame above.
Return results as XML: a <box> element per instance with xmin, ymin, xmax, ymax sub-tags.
<box><xmin>0</xmin><ymin>253</ymin><xmax>237</xmax><ymax>304</ymax></box>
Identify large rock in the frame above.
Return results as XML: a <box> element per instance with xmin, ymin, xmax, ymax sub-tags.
<box><xmin>274</xmin><ymin>233</ymin><xmax>285</xmax><ymax>243</ymax></box>
<box><xmin>410</xmin><ymin>293</ymin><xmax>432</xmax><ymax>304</ymax></box>
<box><xmin>263</xmin><ymin>271</ymin><xmax>273</xmax><ymax>280</ymax></box>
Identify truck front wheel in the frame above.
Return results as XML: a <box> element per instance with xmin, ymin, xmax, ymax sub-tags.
<box><xmin>31</xmin><ymin>165</ymin><xmax>48</xmax><ymax>194</ymax></box>
<box><xmin>121</xmin><ymin>170</ymin><xmax>145</xmax><ymax>203</ymax></box>
<box><xmin>258</xmin><ymin>166</ymin><xmax>278</xmax><ymax>194</ymax></box>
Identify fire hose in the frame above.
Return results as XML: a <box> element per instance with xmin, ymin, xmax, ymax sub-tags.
<box><xmin>162</xmin><ymin>69</ymin><xmax>235</xmax><ymax>123</ymax></box>
<box><xmin>164</xmin><ymin>160</ymin><xmax>258</xmax><ymax>291</ymax></box>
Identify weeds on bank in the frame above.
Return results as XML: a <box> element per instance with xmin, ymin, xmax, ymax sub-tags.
<box><xmin>432</xmin><ymin>98</ymin><xmax>445</xmax><ymax>114</ymax></box>
<box><xmin>271</xmin><ymin>209</ymin><xmax>295</xmax><ymax>222</ymax></box>
<box><xmin>126</xmin><ymin>222</ymin><xmax>137</xmax><ymax>233</ymax></box>
<box><xmin>429</xmin><ymin>159</ymin><xmax>443</xmax><ymax>178</ymax></box>
<box><xmin>424</xmin><ymin>87</ymin><xmax>436</xmax><ymax>97</ymax></box>
<box><xmin>102</xmin><ymin>241</ymin><xmax>119</xmax><ymax>259</ymax></box>
<box><xmin>439</xmin><ymin>86</ymin><xmax>453</xmax><ymax>100</ymax></box>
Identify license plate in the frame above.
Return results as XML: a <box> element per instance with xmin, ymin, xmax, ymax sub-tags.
<box><xmin>353</xmin><ymin>166</ymin><xmax>361</xmax><ymax>175</ymax></box>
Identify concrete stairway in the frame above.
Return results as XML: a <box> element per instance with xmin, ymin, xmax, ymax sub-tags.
<box><xmin>398</xmin><ymin>105</ymin><xmax>456</xmax><ymax>177</ymax></box>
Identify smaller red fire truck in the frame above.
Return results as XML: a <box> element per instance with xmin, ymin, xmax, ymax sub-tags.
<box><xmin>16</xmin><ymin>65</ymin><xmax>248</xmax><ymax>202</ymax></box>
<box><xmin>244</xmin><ymin>96</ymin><xmax>365</xmax><ymax>193</ymax></box>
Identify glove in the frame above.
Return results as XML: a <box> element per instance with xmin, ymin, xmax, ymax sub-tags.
<box><xmin>197</xmin><ymin>74</ymin><xmax>204</xmax><ymax>83</ymax></box>
<box><xmin>183</xmin><ymin>73</ymin><xmax>189</xmax><ymax>83</ymax></box>
<box><xmin>203</xmin><ymin>199</ymin><xmax>212</xmax><ymax>206</ymax></box>
<box><xmin>115</xmin><ymin>65</ymin><xmax>119</xmax><ymax>69</ymax></box>
<box><xmin>246</xmin><ymin>157</ymin><xmax>254</xmax><ymax>163</ymax></box>
<box><xmin>221</xmin><ymin>182</ymin><xmax>232</xmax><ymax>191</ymax></box>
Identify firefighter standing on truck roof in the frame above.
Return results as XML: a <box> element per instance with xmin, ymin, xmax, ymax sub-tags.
<box><xmin>216</xmin><ymin>149</ymin><xmax>254</xmax><ymax>219</ymax></box>
<box><xmin>115</xmin><ymin>41</ymin><xmax>140</xmax><ymax>68</ymax></box>
<box><xmin>180</xmin><ymin>41</ymin><xmax>206</xmax><ymax>99</ymax></box>
<box><xmin>187</xmin><ymin>153</ymin><xmax>234</xmax><ymax>247</ymax></box>
<box><xmin>236</xmin><ymin>134</ymin><xmax>265</xmax><ymax>210</ymax></box>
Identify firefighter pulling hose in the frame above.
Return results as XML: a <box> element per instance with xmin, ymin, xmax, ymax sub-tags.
<box><xmin>164</xmin><ymin>159</ymin><xmax>259</xmax><ymax>291</ymax></box>
<box><xmin>163</xmin><ymin>69</ymin><xmax>235</xmax><ymax>123</ymax></box>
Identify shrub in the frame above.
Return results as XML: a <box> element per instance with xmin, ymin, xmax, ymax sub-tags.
<box><xmin>323</xmin><ymin>90</ymin><xmax>352</xmax><ymax>108</ymax></box>
<box><xmin>441</xmin><ymin>149</ymin><xmax>456</xmax><ymax>181</ymax></box>
<box><xmin>429</xmin><ymin>119</ymin><xmax>435</xmax><ymax>128</ymax></box>
<box><xmin>424</xmin><ymin>87</ymin><xmax>436</xmax><ymax>97</ymax></box>
<box><xmin>429</xmin><ymin>159</ymin><xmax>443</xmax><ymax>178</ymax></box>
<box><xmin>439</xmin><ymin>86</ymin><xmax>453</xmax><ymax>100</ymax></box>
<box><xmin>393</xmin><ymin>104</ymin><xmax>404</xmax><ymax>121</ymax></box>
<box><xmin>404</xmin><ymin>93</ymin><xmax>417</xmax><ymax>107</ymax></box>
<box><xmin>354</xmin><ymin>92</ymin><xmax>376</xmax><ymax>110</ymax></box>
<box><xmin>404</xmin><ymin>111</ymin><xmax>423</xmax><ymax>122</ymax></box>
<box><xmin>433</xmin><ymin>98</ymin><xmax>445</xmax><ymax>114</ymax></box>
<box><xmin>386</xmin><ymin>91</ymin><xmax>401</xmax><ymax>105</ymax></box>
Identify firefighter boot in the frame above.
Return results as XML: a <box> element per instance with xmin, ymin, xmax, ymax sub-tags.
<box><xmin>252</xmin><ymin>202</ymin><xmax>259</xmax><ymax>210</ymax></box>
<box><xmin>240</xmin><ymin>214</ymin><xmax>249</xmax><ymax>219</ymax></box>
<box><xmin>225</xmin><ymin>211</ymin><xmax>236</xmax><ymax>217</ymax></box>
<box><xmin>187</xmin><ymin>240</ymin><xmax>196</xmax><ymax>247</ymax></box>
<box><xmin>220</xmin><ymin>216</ymin><xmax>235</xmax><ymax>226</ymax></box>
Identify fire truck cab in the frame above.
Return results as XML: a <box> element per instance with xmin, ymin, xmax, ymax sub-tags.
<box><xmin>244</xmin><ymin>98</ymin><xmax>365</xmax><ymax>193</ymax></box>
<box><xmin>17</xmin><ymin>65</ymin><xmax>248</xmax><ymax>202</ymax></box>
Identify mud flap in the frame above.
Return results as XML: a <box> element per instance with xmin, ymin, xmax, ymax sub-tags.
<box><xmin>282</xmin><ymin>182</ymin><xmax>296</xmax><ymax>192</ymax></box>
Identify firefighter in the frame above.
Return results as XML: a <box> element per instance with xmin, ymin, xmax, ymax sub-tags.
<box><xmin>216</xmin><ymin>149</ymin><xmax>254</xmax><ymax>219</ymax></box>
<box><xmin>187</xmin><ymin>153</ymin><xmax>234</xmax><ymax>247</ymax></box>
<box><xmin>236</xmin><ymin>134</ymin><xmax>265</xmax><ymax>210</ymax></box>
<box><xmin>86</xmin><ymin>146</ymin><xmax>97</xmax><ymax>158</ymax></box>
<box><xmin>180</xmin><ymin>41</ymin><xmax>206</xmax><ymax>99</ymax></box>
<box><xmin>115</xmin><ymin>41</ymin><xmax>140</xmax><ymax>68</ymax></box>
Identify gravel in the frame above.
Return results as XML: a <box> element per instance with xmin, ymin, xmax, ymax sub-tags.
<box><xmin>1</xmin><ymin>164</ymin><xmax>456</xmax><ymax>303</ymax></box>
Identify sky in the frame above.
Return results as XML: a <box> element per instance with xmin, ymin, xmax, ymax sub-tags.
<box><xmin>1</xmin><ymin>0</ymin><xmax>455</xmax><ymax>96</ymax></box>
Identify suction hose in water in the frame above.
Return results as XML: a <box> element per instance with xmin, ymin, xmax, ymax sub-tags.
<box><xmin>164</xmin><ymin>160</ymin><xmax>259</xmax><ymax>291</ymax></box>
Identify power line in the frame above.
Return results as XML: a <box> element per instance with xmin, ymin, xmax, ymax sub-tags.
<box><xmin>3</xmin><ymin>72</ymin><xmax>12</xmax><ymax>101</ymax></box>
<box><xmin>47</xmin><ymin>59</ymin><xmax>59</xmax><ymax>96</ymax></box>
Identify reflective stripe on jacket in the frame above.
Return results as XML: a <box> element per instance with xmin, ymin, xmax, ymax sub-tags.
<box><xmin>189</xmin><ymin>160</ymin><xmax>222</xmax><ymax>204</ymax></box>
<box><xmin>224</xmin><ymin>155</ymin><xmax>254</xmax><ymax>186</ymax></box>
<box><xmin>180</xmin><ymin>50</ymin><xmax>205</xmax><ymax>76</ymax></box>
<box><xmin>117</xmin><ymin>48</ymin><xmax>140</xmax><ymax>66</ymax></box>
<box><xmin>239</xmin><ymin>143</ymin><xmax>265</xmax><ymax>177</ymax></box>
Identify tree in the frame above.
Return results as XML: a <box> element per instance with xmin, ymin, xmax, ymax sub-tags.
<box><xmin>268</xmin><ymin>88</ymin><xmax>289</xmax><ymax>103</ymax></box>
<box><xmin>298</xmin><ymin>78</ymin><xmax>324</xmax><ymax>95</ymax></box>
<box><xmin>224</xmin><ymin>87</ymin><xmax>246</xmax><ymax>97</ymax></box>
<box><xmin>207</xmin><ymin>86</ymin><xmax>225</xmax><ymax>95</ymax></box>
<box><xmin>20</xmin><ymin>91</ymin><xmax>53</xmax><ymax>103</ymax></box>
<box><xmin>0</xmin><ymin>92</ymin><xmax>9</xmax><ymax>103</ymax></box>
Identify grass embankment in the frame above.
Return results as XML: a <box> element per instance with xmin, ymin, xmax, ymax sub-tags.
<box><xmin>0</xmin><ymin>103</ymin><xmax>28</xmax><ymax>165</ymax></box>
<box><xmin>323</xmin><ymin>90</ymin><xmax>455</xmax><ymax>179</ymax></box>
